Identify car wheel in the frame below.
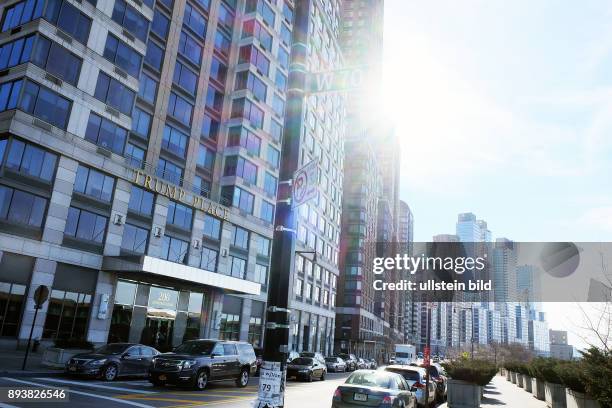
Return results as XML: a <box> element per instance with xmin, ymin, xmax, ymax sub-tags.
<box><xmin>307</xmin><ymin>372</ymin><xmax>313</xmax><ymax>382</ymax></box>
<box><xmin>194</xmin><ymin>369</ymin><xmax>208</xmax><ymax>391</ymax></box>
<box><xmin>320</xmin><ymin>371</ymin><xmax>325</xmax><ymax>381</ymax></box>
<box><xmin>236</xmin><ymin>368</ymin><xmax>249</xmax><ymax>388</ymax></box>
<box><xmin>102</xmin><ymin>364</ymin><xmax>118</xmax><ymax>381</ymax></box>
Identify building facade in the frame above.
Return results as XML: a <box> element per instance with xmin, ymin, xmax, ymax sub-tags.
<box><xmin>0</xmin><ymin>0</ymin><xmax>343</xmax><ymax>356</ymax></box>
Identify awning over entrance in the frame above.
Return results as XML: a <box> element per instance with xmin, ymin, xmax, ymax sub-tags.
<box><xmin>102</xmin><ymin>256</ymin><xmax>260</xmax><ymax>296</ymax></box>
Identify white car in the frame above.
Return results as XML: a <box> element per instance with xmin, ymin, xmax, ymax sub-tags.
<box><xmin>385</xmin><ymin>365</ymin><xmax>436</xmax><ymax>406</ymax></box>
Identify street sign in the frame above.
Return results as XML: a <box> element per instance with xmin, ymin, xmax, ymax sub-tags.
<box><xmin>424</xmin><ymin>347</ymin><xmax>431</xmax><ymax>367</ymax></box>
<box><xmin>292</xmin><ymin>160</ymin><xmax>318</xmax><ymax>208</ymax></box>
<box><xmin>33</xmin><ymin>285</ymin><xmax>49</xmax><ymax>309</ymax></box>
<box><xmin>309</xmin><ymin>67</ymin><xmax>367</xmax><ymax>94</ymax></box>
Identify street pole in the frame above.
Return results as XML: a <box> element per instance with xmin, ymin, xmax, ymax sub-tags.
<box><xmin>424</xmin><ymin>305</ymin><xmax>430</xmax><ymax>408</ymax></box>
<box><xmin>22</xmin><ymin>305</ymin><xmax>39</xmax><ymax>371</ymax></box>
<box><xmin>256</xmin><ymin>1</ymin><xmax>311</xmax><ymax>407</ymax></box>
<box><xmin>471</xmin><ymin>307</ymin><xmax>474</xmax><ymax>359</ymax></box>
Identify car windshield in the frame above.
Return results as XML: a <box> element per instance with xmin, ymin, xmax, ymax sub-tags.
<box><xmin>325</xmin><ymin>357</ymin><xmax>338</xmax><ymax>362</ymax></box>
<box><xmin>396</xmin><ymin>352</ymin><xmax>411</xmax><ymax>358</ymax></box>
<box><xmin>173</xmin><ymin>341</ymin><xmax>215</xmax><ymax>355</ymax></box>
<box><xmin>300</xmin><ymin>352</ymin><xmax>314</xmax><ymax>357</ymax></box>
<box><xmin>346</xmin><ymin>372</ymin><xmax>393</xmax><ymax>388</ymax></box>
<box><xmin>94</xmin><ymin>344</ymin><xmax>130</xmax><ymax>355</ymax></box>
<box><xmin>386</xmin><ymin>368</ymin><xmax>421</xmax><ymax>382</ymax></box>
<box><xmin>291</xmin><ymin>357</ymin><xmax>313</xmax><ymax>365</ymax></box>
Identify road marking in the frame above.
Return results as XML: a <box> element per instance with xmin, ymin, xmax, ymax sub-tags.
<box><xmin>120</xmin><ymin>396</ymin><xmax>207</xmax><ymax>404</ymax></box>
<box><xmin>0</xmin><ymin>403</ymin><xmax>19</xmax><ymax>408</ymax></box>
<box><xmin>161</xmin><ymin>395</ymin><xmax>256</xmax><ymax>408</ymax></box>
<box><xmin>34</xmin><ymin>377</ymin><xmax>156</xmax><ymax>394</ymax></box>
<box><xmin>0</xmin><ymin>378</ymin><xmax>154</xmax><ymax>408</ymax></box>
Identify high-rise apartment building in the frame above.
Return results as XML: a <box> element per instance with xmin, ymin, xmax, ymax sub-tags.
<box><xmin>0</xmin><ymin>0</ymin><xmax>344</xmax><ymax>356</ymax></box>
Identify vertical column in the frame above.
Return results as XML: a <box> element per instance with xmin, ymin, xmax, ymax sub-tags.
<box><xmin>18</xmin><ymin>258</ymin><xmax>57</xmax><ymax>343</ymax></box>
<box><xmin>188</xmin><ymin>210</ymin><xmax>205</xmax><ymax>267</ymax></box>
<box><xmin>104</xmin><ymin>179</ymin><xmax>132</xmax><ymax>255</ymax></box>
<box><xmin>216</xmin><ymin>221</ymin><xmax>233</xmax><ymax>275</ymax></box>
<box><xmin>147</xmin><ymin>195</ymin><xmax>169</xmax><ymax>258</ymax></box>
<box><xmin>87</xmin><ymin>271</ymin><xmax>117</xmax><ymax>344</ymax></box>
<box><xmin>42</xmin><ymin>156</ymin><xmax>78</xmax><ymax>244</ymax></box>
<box><xmin>240</xmin><ymin>298</ymin><xmax>252</xmax><ymax>342</ymax></box>
<box><xmin>206</xmin><ymin>291</ymin><xmax>224</xmax><ymax>339</ymax></box>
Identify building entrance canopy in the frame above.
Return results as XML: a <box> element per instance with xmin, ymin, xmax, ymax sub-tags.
<box><xmin>102</xmin><ymin>256</ymin><xmax>260</xmax><ymax>296</ymax></box>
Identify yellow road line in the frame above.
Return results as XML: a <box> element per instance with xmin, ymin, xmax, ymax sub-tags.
<box><xmin>162</xmin><ymin>395</ymin><xmax>255</xmax><ymax>407</ymax></box>
<box><xmin>117</xmin><ymin>395</ymin><xmax>206</xmax><ymax>404</ymax></box>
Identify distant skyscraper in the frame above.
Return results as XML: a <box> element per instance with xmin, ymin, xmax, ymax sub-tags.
<box><xmin>549</xmin><ymin>330</ymin><xmax>574</xmax><ymax>360</ymax></box>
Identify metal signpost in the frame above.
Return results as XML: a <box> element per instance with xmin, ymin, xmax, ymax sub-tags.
<box><xmin>22</xmin><ymin>285</ymin><xmax>49</xmax><ymax>370</ymax></box>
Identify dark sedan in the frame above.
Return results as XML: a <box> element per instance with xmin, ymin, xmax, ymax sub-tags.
<box><xmin>286</xmin><ymin>357</ymin><xmax>326</xmax><ymax>382</ymax></box>
<box><xmin>332</xmin><ymin>370</ymin><xmax>417</xmax><ymax>407</ymax></box>
<box><xmin>66</xmin><ymin>343</ymin><xmax>159</xmax><ymax>381</ymax></box>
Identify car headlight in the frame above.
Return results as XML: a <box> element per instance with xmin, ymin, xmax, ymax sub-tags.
<box><xmin>181</xmin><ymin>360</ymin><xmax>197</xmax><ymax>369</ymax></box>
<box><xmin>299</xmin><ymin>369</ymin><xmax>310</xmax><ymax>373</ymax></box>
<box><xmin>88</xmin><ymin>359</ymin><xmax>107</xmax><ymax>366</ymax></box>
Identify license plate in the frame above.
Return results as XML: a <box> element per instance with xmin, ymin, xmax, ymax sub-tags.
<box><xmin>158</xmin><ymin>375</ymin><xmax>167</xmax><ymax>381</ymax></box>
<box><xmin>353</xmin><ymin>393</ymin><xmax>367</xmax><ymax>401</ymax></box>
<box><xmin>69</xmin><ymin>366</ymin><xmax>77</xmax><ymax>372</ymax></box>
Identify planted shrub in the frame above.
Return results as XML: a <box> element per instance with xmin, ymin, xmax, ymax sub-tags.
<box><xmin>554</xmin><ymin>361</ymin><xmax>586</xmax><ymax>394</ymax></box>
<box><xmin>580</xmin><ymin>348</ymin><xmax>612</xmax><ymax>408</ymax></box>
<box><xmin>529</xmin><ymin>357</ymin><xmax>562</xmax><ymax>383</ymax></box>
<box><xmin>442</xmin><ymin>358</ymin><xmax>498</xmax><ymax>386</ymax></box>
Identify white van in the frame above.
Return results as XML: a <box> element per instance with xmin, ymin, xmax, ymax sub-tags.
<box><xmin>394</xmin><ymin>344</ymin><xmax>416</xmax><ymax>365</ymax></box>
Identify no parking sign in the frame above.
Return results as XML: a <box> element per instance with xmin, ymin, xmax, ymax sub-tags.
<box><xmin>292</xmin><ymin>160</ymin><xmax>318</xmax><ymax>209</ymax></box>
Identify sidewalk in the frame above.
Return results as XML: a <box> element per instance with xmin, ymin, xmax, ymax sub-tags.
<box><xmin>440</xmin><ymin>374</ymin><xmax>547</xmax><ymax>407</ymax></box>
<box><xmin>0</xmin><ymin>348</ymin><xmax>64</xmax><ymax>377</ymax></box>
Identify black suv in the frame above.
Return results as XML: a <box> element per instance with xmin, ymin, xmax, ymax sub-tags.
<box><xmin>149</xmin><ymin>339</ymin><xmax>256</xmax><ymax>390</ymax></box>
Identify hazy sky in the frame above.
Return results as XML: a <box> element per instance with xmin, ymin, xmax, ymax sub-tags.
<box><xmin>381</xmin><ymin>0</ymin><xmax>612</xmax><ymax>349</ymax></box>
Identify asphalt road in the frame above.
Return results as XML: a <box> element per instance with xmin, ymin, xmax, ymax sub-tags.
<box><xmin>0</xmin><ymin>371</ymin><xmax>350</xmax><ymax>408</ymax></box>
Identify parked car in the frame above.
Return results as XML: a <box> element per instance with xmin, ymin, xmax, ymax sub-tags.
<box><xmin>286</xmin><ymin>357</ymin><xmax>326</xmax><ymax>382</ymax></box>
<box><xmin>254</xmin><ymin>347</ymin><xmax>263</xmax><ymax>376</ymax></box>
<box><xmin>149</xmin><ymin>340</ymin><xmax>256</xmax><ymax>390</ymax></box>
<box><xmin>299</xmin><ymin>351</ymin><xmax>326</xmax><ymax>365</ymax></box>
<box><xmin>367</xmin><ymin>359</ymin><xmax>378</xmax><ymax>369</ymax></box>
<box><xmin>385</xmin><ymin>365</ymin><xmax>436</xmax><ymax>407</ymax></box>
<box><xmin>287</xmin><ymin>350</ymin><xmax>300</xmax><ymax>364</ymax></box>
<box><xmin>338</xmin><ymin>353</ymin><xmax>358</xmax><ymax>371</ymax></box>
<box><xmin>421</xmin><ymin>363</ymin><xmax>447</xmax><ymax>401</ymax></box>
<box><xmin>332</xmin><ymin>369</ymin><xmax>417</xmax><ymax>408</ymax></box>
<box><xmin>325</xmin><ymin>357</ymin><xmax>347</xmax><ymax>372</ymax></box>
<box><xmin>357</xmin><ymin>358</ymin><xmax>368</xmax><ymax>369</ymax></box>
<box><xmin>65</xmin><ymin>343</ymin><xmax>159</xmax><ymax>381</ymax></box>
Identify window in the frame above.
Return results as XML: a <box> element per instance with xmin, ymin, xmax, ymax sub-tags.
<box><xmin>210</xmin><ymin>57</ymin><xmax>227</xmax><ymax>83</ymax></box>
<box><xmin>84</xmin><ymin>112</ymin><xmax>128</xmax><ymax>155</ymax></box>
<box><xmin>270</xmin><ymin>120</ymin><xmax>283</xmax><ymax>143</ymax></box>
<box><xmin>231</xmin><ymin>226</ymin><xmax>249</xmax><ymax>249</ymax></box>
<box><xmin>200</xmin><ymin>247</ymin><xmax>218</xmax><ymax>270</ymax></box>
<box><xmin>248</xmin><ymin>315</ymin><xmax>262</xmax><ymax>346</ymax></box>
<box><xmin>19</xmin><ymin>35</ymin><xmax>82</xmax><ymax>85</ymax></box>
<box><xmin>94</xmin><ymin>72</ymin><xmax>135</xmax><ymax>115</ymax></box>
<box><xmin>224</xmin><ymin>156</ymin><xmax>257</xmax><ymax>184</ymax></box>
<box><xmin>314</xmin><ymin>286</ymin><xmax>320</xmax><ymax>302</ymax></box>
<box><xmin>138</xmin><ymin>73</ymin><xmax>158</xmax><ymax>104</ymax></box>
<box><xmin>254</xmin><ymin>263</ymin><xmax>267</xmax><ymax>285</ymax></box>
<box><xmin>245</xmin><ymin>0</ymin><xmax>274</xmax><ymax>27</ymax></box>
<box><xmin>229</xmin><ymin>256</ymin><xmax>246</xmax><ymax>278</ymax></box>
<box><xmin>242</xmin><ymin>20</ymin><xmax>272</xmax><ymax>50</ymax></box>
<box><xmin>121</xmin><ymin>223</ymin><xmax>148</xmax><ymax>254</ymax></box>
<box><xmin>255</xmin><ymin>234</ymin><xmax>270</xmax><ymax>256</ymax></box>
<box><xmin>44</xmin><ymin>0</ymin><xmax>91</xmax><ymax>44</ymax></box>
<box><xmin>1</xmin><ymin>0</ymin><xmax>45</xmax><ymax>32</ymax></box>
<box><xmin>173</xmin><ymin>61</ymin><xmax>198</xmax><ymax>95</ymax></box>
<box><xmin>156</xmin><ymin>158</ymin><xmax>183</xmax><ymax>185</ymax></box>
<box><xmin>0</xmin><ymin>184</ymin><xmax>47</xmax><ymax>228</ymax></box>
<box><xmin>131</xmin><ymin>107</ymin><xmax>151</xmax><ymax>139</ymax></box>
<box><xmin>260</xmin><ymin>200</ymin><xmax>274</xmax><ymax>223</ymax></box>
<box><xmin>235</xmin><ymin>70</ymin><xmax>267</xmax><ymax>101</ymax></box>
<box><xmin>128</xmin><ymin>186</ymin><xmax>154</xmax><ymax>215</ymax></box>
<box><xmin>144</xmin><ymin>40</ymin><xmax>164</xmax><ymax>71</ymax></box>
<box><xmin>1</xmin><ymin>79</ymin><xmax>72</xmax><ymax>129</ymax></box>
<box><xmin>42</xmin><ymin>289</ymin><xmax>91</xmax><ymax>339</ymax></box>
<box><xmin>103</xmin><ymin>34</ymin><xmax>142</xmax><ymax>77</ymax></box>
<box><xmin>0</xmin><ymin>282</ymin><xmax>27</xmax><ymax>336</ymax></box>
<box><xmin>205</xmin><ymin>85</ymin><xmax>224</xmax><ymax>111</ymax></box>
<box><xmin>231</xmin><ymin>98</ymin><xmax>264</xmax><ymax>129</ymax></box>
<box><xmin>151</xmin><ymin>9</ymin><xmax>170</xmax><ymax>39</ymax></box>
<box><xmin>183</xmin><ymin>3</ymin><xmax>206</xmax><ymax>38</ymax></box>
<box><xmin>167</xmin><ymin>92</ymin><xmax>193</xmax><ymax>126</ymax></box>
<box><xmin>201</xmin><ymin>114</ymin><xmax>219</xmax><ymax>140</ymax></box>
<box><xmin>221</xmin><ymin>186</ymin><xmax>254</xmax><ymax>213</ymax></box>
<box><xmin>267</xmin><ymin>145</ymin><xmax>280</xmax><ymax>167</ymax></box>
<box><xmin>280</xmin><ymin>23</ymin><xmax>291</xmax><ymax>45</ymax></box>
<box><xmin>282</xmin><ymin>2</ymin><xmax>293</xmax><ymax>23</ymax></box>
<box><xmin>73</xmin><ymin>164</ymin><xmax>115</xmax><ymax>202</ymax></box>
<box><xmin>167</xmin><ymin>200</ymin><xmax>193</xmax><ymax>230</ymax></box>
<box><xmin>0</xmin><ymin>34</ymin><xmax>34</xmax><ymax>71</ymax></box>
<box><xmin>112</xmin><ymin>0</ymin><xmax>149</xmax><ymax>42</ymax></box>
<box><xmin>272</xmin><ymin>94</ymin><xmax>285</xmax><ymax>117</ymax></box>
<box><xmin>162</xmin><ymin>125</ymin><xmax>188</xmax><ymax>157</ymax></box>
<box><xmin>217</xmin><ymin>3</ymin><xmax>234</xmax><ymax>30</ymax></box>
<box><xmin>64</xmin><ymin>206</ymin><xmax>108</xmax><ymax>243</ymax></box>
<box><xmin>264</xmin><ymin>172</ymin><xmax>277</xmax><ymax>196</ymax></box>
<box><xmin>161</xmin><ymin>236</ymin><xmax>189</xmax><ymax>263</ymax></box>
<box><xmin>227</xmin><ymin>126</ymin><xmax>261</xmax><ymax>156</ymax></box>
<box><xmin>277</xmin><ymin>46</ymin><xmax>289</xmax><ymax>70</ymax></box>
<box><xmin>197</xmin><ymin>144</ymin><xmax>215</xmax><ymax>170</ymax></box>
<box><xmin>214</xmin><ymin>30</ymin><xmax>230</xmax><ymax>55</ymax></box>
<box><xmin>203</xmin><ymin>214</ymin><xmax>221</xmax><ymax>239</ymax></box>
<box><xmin>239</xmin><ymin>45</ymin><xmax>269</xmax><ymax>76</ymax></box>
<box><xmin>219</xmin><ymin>312</ymin><xmax>240</xmax><ymax>340</ymax></box>
<box><xmin>5</xmin><ymin>139</ymin><xmax>57</xmax><ymax>182</ymax></box>
<box><xmin>294</xmin><ymin>278</ymin><xmax>302</xmax><ymax>296</ymax></box>
<box><xmin>305</xmin><ymin>282</ymin><xmax>312</xmax><ymax>299</ymax></box>
<box><xmin>125</xmin><ymin>143</ymin><xmax>144</xmax><ymax>168</ymax></box>
<box><xmin>275</xmin><ymin>70</ymin><xmax>287</xmax><ymax>92</ymax></box>
<box><xmin>178</xmin><ymin>31</ymin><xmax>202</xmax><ymax>65</ymax></box>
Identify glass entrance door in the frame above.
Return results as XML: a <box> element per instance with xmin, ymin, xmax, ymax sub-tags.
<box><xmin>143</xmin><ymin>317</ymin><xmax>174</xmax><ymax>351</ymax></box>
